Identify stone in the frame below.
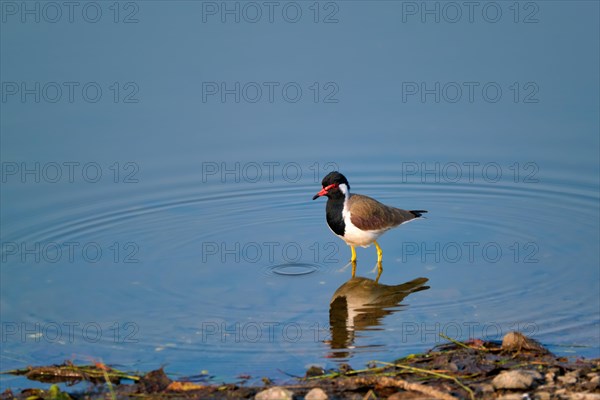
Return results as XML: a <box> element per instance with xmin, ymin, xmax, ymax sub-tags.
<box><xmin>558</xmin><ymin>374</ymin><xmax>578</xmax><ymax>385</ymax></box>
<box><xmin>497</xmin><ymin>395</ymin><xmax>529</xmax><ymax>400</ymax></box>
<box><xmin>534</xmin><ymin>392</ymin><xmax>551</xmax><ymax>400</ymax></box>
<box><xmin>528</xmin><ymin>370</ymin><xmax>543</xmax><ymax>380</ymax></box>
<box><xmin>305</xmin><ymin>366</ymin><xmax>325</xmax><ymax>377</ymax></box>
<box><xmin>492</xmin><ymin>370</ymin><xmax>540</xmax><ymax>390</ymax></box>
<box><xmin>545</xmin><ymin>370</ymin><xmax>556</xmax><ymax>383</ymax></box>
<box><xmin>255</xmin><ymin>386</ymin><xmax>294</xmax><ymax>400</ymax></box>
<box><xmin>565</xmin><ymin>394</ymin><xmax>600</xmax><ymax>400</ymax></box>
<box><xmin>535</xmin><ymin>384</ymin><xmax>552</xmax><ymax>391</ymax></box>
<box><xmin>137</xmin><ymin>368</ymin><xmax>172</xmax><ymax>392</ymax></box>
<box><xmin>585</xmin><ymin>374</ymin><xmax>600</xmax><ymax>390</ymax></box>
<box><xmin>446</xmin><ymin>362</ymin><xmax>458</xmax><ymax>372</ymax></box>
<box><xmin>473</xmin><ymin>383</ymin><xmax>494</xmax><ymax>394</ymax></box>
<box><xmin>344</xmin><ymin>394</ymin><xmax>364</xmax><ymax>400</ymax></box>
<box><xmin>338</xmin><ymin>363</ymin><xmax>353</xmax><ymax>374</ymax></box>
<box><xmin>305</xmin><ymin>387</ymin><xmax>328</xmax><ymax>400</ymax></box>
<box><xmin>501</xmin><ymin>331</ymin><xmax>548</xmax><ymax>353</ymax></box>
<box><xmin>387</xmin><ymin>392</ymin><xmax>436</xmax><ymax>399</ymax></box>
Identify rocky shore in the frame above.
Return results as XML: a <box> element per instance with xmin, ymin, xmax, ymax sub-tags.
<box><xmin>2</xmin><ymin>332</ymin><xmax>598</xmax><ymax>400</ymax></box>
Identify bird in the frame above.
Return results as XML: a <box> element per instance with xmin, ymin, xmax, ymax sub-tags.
<box><xmin>312</xmin><ymin>171</ymin><xmax>427</xmax><ymax>273</ymax></box>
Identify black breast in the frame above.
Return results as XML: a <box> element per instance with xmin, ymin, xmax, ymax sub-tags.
<box><xmin>325</xmin><ymin>198</ymin><xmax>345</xmax><ymax>236</ymax></box>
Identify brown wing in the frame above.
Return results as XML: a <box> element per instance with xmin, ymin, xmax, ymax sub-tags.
<box><xmin>347</xmin><ymin>194</ymin><xmax>417</xmax><ymax>231</ymax></box>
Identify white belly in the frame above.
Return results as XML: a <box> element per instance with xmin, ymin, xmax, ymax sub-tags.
<box><xmin>339</xmin><ymin>208</ymin><xmax>386</xmax><ymax>247</ymax></box>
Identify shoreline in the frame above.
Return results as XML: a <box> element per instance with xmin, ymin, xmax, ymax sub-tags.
<box><xmin>2</xmin><ymin>332</ymin><xmax>598</xmax><ymax>400</ymax></box>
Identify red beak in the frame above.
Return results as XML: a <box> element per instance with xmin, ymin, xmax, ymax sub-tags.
<box><xmin>312</xmin><ymin>184</ymin><xmax>337</xmax><ymax>200</ymax></box>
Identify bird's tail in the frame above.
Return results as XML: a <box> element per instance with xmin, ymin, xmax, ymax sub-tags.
<box><xmin>410</xmin><ymin>210</ymin><xmax>428</xmax><ymax>218</ymax></box>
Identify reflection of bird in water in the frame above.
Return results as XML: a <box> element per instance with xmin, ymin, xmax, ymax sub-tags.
<box><xmin>328</xmin><ymin>274</ymin><xmax>429</xmax><ymax>358</ymax></box>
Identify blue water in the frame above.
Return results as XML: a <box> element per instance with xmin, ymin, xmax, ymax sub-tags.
<box><xmin>1</xmin><ymin>1</ymin><xmax>599</xmax><ymax>390</ymax></box>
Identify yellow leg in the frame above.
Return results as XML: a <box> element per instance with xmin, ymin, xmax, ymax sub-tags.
<box><xmin>350</xmin><ymin>246</ymin><xmax>357</xmax><ymax>262</ymax></box>
<box><xmin>374</xmin><ymin>241</ymin><xmax>383</xmax><ymax>263</ymax></box>
<box><xmin>351</xmin><ymin>260</ymin><xmax>357</xmax><ymax>278</ymax></box>
<box><xmin>375</xmin><ymin>261</ymin><xmax>382</xmax><ymax>284</ymax></box>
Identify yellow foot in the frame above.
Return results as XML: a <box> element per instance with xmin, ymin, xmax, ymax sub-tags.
<box><xmin>374</xmin><ymin>241</ymin><xmax>383</xmax><ymax>263</ymax></box>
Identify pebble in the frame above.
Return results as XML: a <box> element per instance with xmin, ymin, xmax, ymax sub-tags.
<box><xmin>545</xmin><ymin>370</ymin><xmax>556</xmax><ymax>384</ymax></box>
<box><xmin>305</xmin><ymin>366</ymin><xmax>325</xmax><ymax>377</ymax></box>
<box><xmin>558</xmin><ymin>373</ymin><xmax>578</xmax><ymax>385</ymax></box>
<box><xmin>255</xmin><ymin>386</ymin><xmax>294</xmax><ymax>400</ymax></box>
<box><xmin>492</xmin><ymin>370</ymin><xmax>541</xmax><ymax>390</ymax></box>
<box><xmin>446</xmin><ymin>362</ymin><xmax>458</xmax><ymax>372</ymax></box>
<box><xmin>585</xmin><ymin>374</ymin><xmax>600</xmax><ymax>390</ymax></box>
<box><xmin>387</xmin><ymin>392</ymin><xmax>436</xmax><ymax>399</ymax></box>
<box><xmin>344</xmin><ymin>394</ymin><xmax>364</xmax><ymax>400</ymax></box>
<box><xmin>497</xmin><ymin>394</ymin><xmax>530</xmax><ymax>400</ymax></box>
<box><xmin>305</xmin><ymin>387</ymin><xmax>328</xmax><ymax>400</ymax></box>
<box><xmin>565</xmin><ymin>394</ymin><xmax>600</xmax><ymax>400</ymax></box>
<box><xmin>535</xmin><ymin>392</ymin><xmax>551</xmax><ymax>400</ymax></box>
<box><xmin>338</xmin><ymin>363</ymin><xmax>353</xmax><ymax>374</ymax></box>
<box><xmin>528</xmin><ymin>370</ymin><xmax>543</xmax><ymax>380</ymax></box>
<box><xmin>473</xmin><ymin>383</ymin><xmax>494</xmax><ymax>394</ymax></box>
<box><xmin>501</xmin><ymin>331</ymin><xmax>547</xmax><ymax>353</ymax></box>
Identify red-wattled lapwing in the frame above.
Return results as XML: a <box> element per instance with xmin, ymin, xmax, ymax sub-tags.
<box><xmin>312</xmin><ymin>171</ymin><xmax>427</xmax><ymax>275</ymax></box>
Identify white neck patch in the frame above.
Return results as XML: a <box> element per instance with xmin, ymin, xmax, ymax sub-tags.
<box><xmin>338</xmin><ymin>183</ymin><xmax>350</xmax><ymax>200</ymax></box>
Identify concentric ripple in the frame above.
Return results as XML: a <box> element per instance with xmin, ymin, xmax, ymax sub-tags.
<box><xmin>264</xmin><ymin>263</ymin><xmax>320</xmax><ymax>276</ymax></box>
<box><xmin>1</xmin><ymin>160</ymin><xmax>598</xmax><ymax>390</ymax></box>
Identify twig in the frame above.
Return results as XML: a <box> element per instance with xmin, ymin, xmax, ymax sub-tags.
<box><xmin>1</xmin><ymin>364</ymin><xmax>140</xmax><ymax>382</ymax></box>
<box><xmin>361</xmin><ymin>376</ymin><xmax>459</xmax><ymax>400</ymax></box>
<box><xmin>439</xmin><ymin>333</ymin><xmax>490</xmax><ymax>353</ymax></box>
<box><xmin>305</xmin><ymin>365</ymin><xmax>390</xmax><ymax>380</ymax></box>
<box><xmin>439</xmin><ymin>333</ymin><xmax>473</xmax><ymax>350</ymax></box>
<box><xmin>101</xmin><ymin>368</ymin><xmax>117</xmax><ymax>400</ymax></box>
<box><xmin>373</xmin><ymin>361</ymin><xmax>475</xmax><ymax>400</ymax></box>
